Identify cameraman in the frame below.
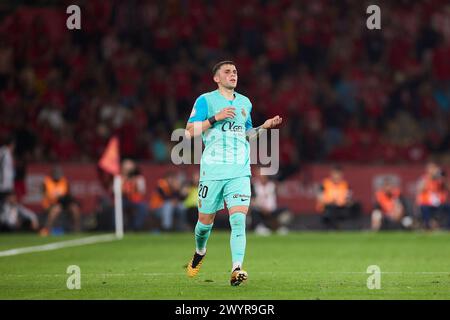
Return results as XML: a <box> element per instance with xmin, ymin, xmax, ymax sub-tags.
<box><xmin>371</xmin><ymin>177</ymin><xmax>412</xmax><ymax>231</ymax></box>
<box><xmin>121</xmin><ymin>159</ymin><xmax>149</xmax><ymax>231</ymax></box>
<box><xmin>416</xmin><ymin>162</ymin><xmax>450</xmax><ymax>230</ymax></box>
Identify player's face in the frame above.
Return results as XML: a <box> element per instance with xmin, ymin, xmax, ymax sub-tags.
<box><xmin>214</xmin><ymin>64</ymin><xmax>238</xmax><ymax>89</ymax></box>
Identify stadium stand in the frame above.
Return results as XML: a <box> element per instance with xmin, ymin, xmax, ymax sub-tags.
<box><xmin>0</xmin><ymin>0</ymin><xmax>449</xmax><ymax>231</ymax></box>
<box><xmin>0</xmin><ymin>0</ymin><xmax>449</xmax><ymax>170</ymax></box>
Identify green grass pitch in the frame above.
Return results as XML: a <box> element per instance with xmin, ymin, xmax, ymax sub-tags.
<box><xmin>1</xmin><ymin>231</ymin><xmax>449</xmax><ymax>299</ymax></box>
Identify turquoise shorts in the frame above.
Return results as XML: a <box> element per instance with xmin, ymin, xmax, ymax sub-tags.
<box><xmin>197</xmin><ymin>176</ymin><xmax>251</xmax><ymax>214</ymax></box>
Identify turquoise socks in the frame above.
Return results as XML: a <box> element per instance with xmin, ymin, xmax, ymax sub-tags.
<box><xmin>229</xmin><ymin>213</ymin><xmax>246</xmax><ymax>267</ymax></box>
<box><xmin>195</xmin><ymin>220</ymin><xmax>213</xmax><ymax>254</ymax></box>
<box><xmin>195</xmin><ymin>213</ymin><xmax>246</xmax><ymax>267</ymax></box>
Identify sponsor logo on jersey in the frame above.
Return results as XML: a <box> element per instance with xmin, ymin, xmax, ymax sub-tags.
<box><xmin>221</xmin><ymin>121</ymin><xmax>244</xmax><ymax>133</ymax></box>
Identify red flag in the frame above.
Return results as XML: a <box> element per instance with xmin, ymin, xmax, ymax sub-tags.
<box><xmin>98</xmin><ymin>136</ymin><xmax>120</xmax><ymax>175</ymax></box>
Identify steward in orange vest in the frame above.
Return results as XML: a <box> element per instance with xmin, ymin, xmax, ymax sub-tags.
<box><xmin>148</xmin><ymin>171</ymin><xmax>189</xmax><ymax>231</ymax></box>
<box><xmin>120</xmin><ymin>160</ymin><xmax>149</xmax><ymax>231</ymax></box>
<box><xmin>42</xmin><ymin>175</ymin><xmax>69</xmax><ymax>210</ymax></box>
<box><xmin>39</xmin><ymin>166</ymin><xmax>81</xmax><ymax>236</ymax></box>
<box><xmin>122</xmin><ymin>173</ymin><xmax>146</xmax><ymax>203</ymax></box>
<box><xmin>320</xmin><ymin>177</ymin><xmax>350</xmax><ymax>207</ymax></box>
<box><xmin>317</xmin><ymin>167</ymin><xmax>351</xmax><ymax>212</ymax></box>
<box><xmin>375</xmin><ymin>187</ymin><xmax>402</xmax><ymax>219</ymax></box>
<box><xmin>317</xmin><ymin>166</ymin><xmax>361</xmax><ymax>229</ymax></box>
<box><xmin>416</xmin><ymin>162</ymin><xmax>450</xmax><ymax>230</ymax></box>
<box><xmin>149</xmin><ymin>177</ymin><xmax>173</xmax><ymax>210</ymax></box>
<box><xmin>416</xmin><ymin>175</ymin><xmax>448</xmax><ymax>207</ymax></box>
<box><xmin>371</xmin><ymin>178</ymin><xmax>412</xmax><ymax>231</ymax></box>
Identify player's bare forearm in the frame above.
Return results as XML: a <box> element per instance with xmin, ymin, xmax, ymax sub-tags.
<box><xmin>246</xmin><ymin>115</ymin><xmax>283</xmax><ymax>141</ymax></box>
<box><xmin>185</xmin><ymin>121</ymin><xmax>212</xmax><ymax>138</ymax></box>
<box><xmin>185</xmin><ymin>107</ymin><xmax>236</xmax><ymax>138</ymax></box>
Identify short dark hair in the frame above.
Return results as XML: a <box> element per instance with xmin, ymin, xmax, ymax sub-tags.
<box><xmin>212</xmin><ymin>60</ymin><xmax>235</xmax><ymax>75</ymax></box>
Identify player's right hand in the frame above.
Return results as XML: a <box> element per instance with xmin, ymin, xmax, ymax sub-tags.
<box><xmin>215</xmin><ymin>107</ymin><xmax>236</xmax><ymax>121</ymax></box>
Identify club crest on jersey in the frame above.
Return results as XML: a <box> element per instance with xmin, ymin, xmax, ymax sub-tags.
<box><xmin>241</xmin><ymin>108</ymin><xmax>246</xmax><ymax>118</ymax></box>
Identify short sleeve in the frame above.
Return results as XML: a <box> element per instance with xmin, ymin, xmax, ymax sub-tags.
<box><xmin>245</xmin><ymin>114</ymin><xmax>253</xmax><ymax>130</ymax></box>
<box><xmin>188</xmin><ymin>96</ymin><xmax>208</xmax><ymax>123</ymax></box>
<box><xmin>245</xmin><ymin>103</ymin><xmax>253</xmax><ymax>130</ymax></box>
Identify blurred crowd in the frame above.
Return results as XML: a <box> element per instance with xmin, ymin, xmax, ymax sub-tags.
<box><xmin>1</xmin><ymin>0</ymin><xmax>450</xmax><ymax>233</ymax></box>
<box><xmin>0</xmin><ymin>0</ymin><xmax>449</xmax><ymax>180</ymax></box>
<box><xmin>1</xmin><ymin>138</ymin><xmax>449</xmax><ymax>233</ymax></box>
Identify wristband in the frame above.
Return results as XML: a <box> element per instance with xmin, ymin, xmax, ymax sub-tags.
<box><xmin>208</xmin><ymin>116</ymin><xmax>217</xmax><ymax>125</ymax></box>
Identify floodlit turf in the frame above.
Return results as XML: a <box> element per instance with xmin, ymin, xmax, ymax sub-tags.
<box><xmin>0</xmin><ymin>231</ymin><xmax>450</xmax><ymax>299</ymax></box>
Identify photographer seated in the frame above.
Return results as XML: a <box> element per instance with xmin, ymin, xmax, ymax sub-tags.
<box><xmin>371</xmin><ymin>178</ymin><xmax>412</xmax><ymax>231</ymax></box>
<box><xmin>0</xmin><ymin>193</ymin><xmax>39</xmax><ymax>232</ymax></box>
<box><xmin>251</xmin><ymin>167</ymin><xmax>292</xmax><ymax>235</ymax></box>
<box><xmin>39</xmin><ymin>166</ymin><xmax>81</xmax><ymax>236</ymax></box>
<box><xmin>416</xmin><ymin>162</ymin><xmax>450</xmax><ymax>230</ymax></box>
<box><xmin>317</xmin><ymin>165</ymin><xmax>361</xmax><ymax>229</ymax></box>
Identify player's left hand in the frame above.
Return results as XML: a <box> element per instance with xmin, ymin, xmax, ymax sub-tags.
<box><xmin>262</xmin><ymin>115</ymin><xmax>283</xmax><ymax>129</ymax></box>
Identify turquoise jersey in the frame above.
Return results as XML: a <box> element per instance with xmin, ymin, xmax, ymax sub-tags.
<box><xmin>188</xmin><ymin>89</ymin><xmax>253</xmax><ymax>181</ymax></box>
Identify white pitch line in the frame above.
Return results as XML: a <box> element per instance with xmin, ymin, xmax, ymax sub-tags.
<box><xmin>0</xmin><ymin>234</ymin><xmax>119</xmax><ymax>258</ymax></box>
<box><xmin>2</xmin><ymin>271</ymin><xmax>449</xmax><ymax>277</ymax></box>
